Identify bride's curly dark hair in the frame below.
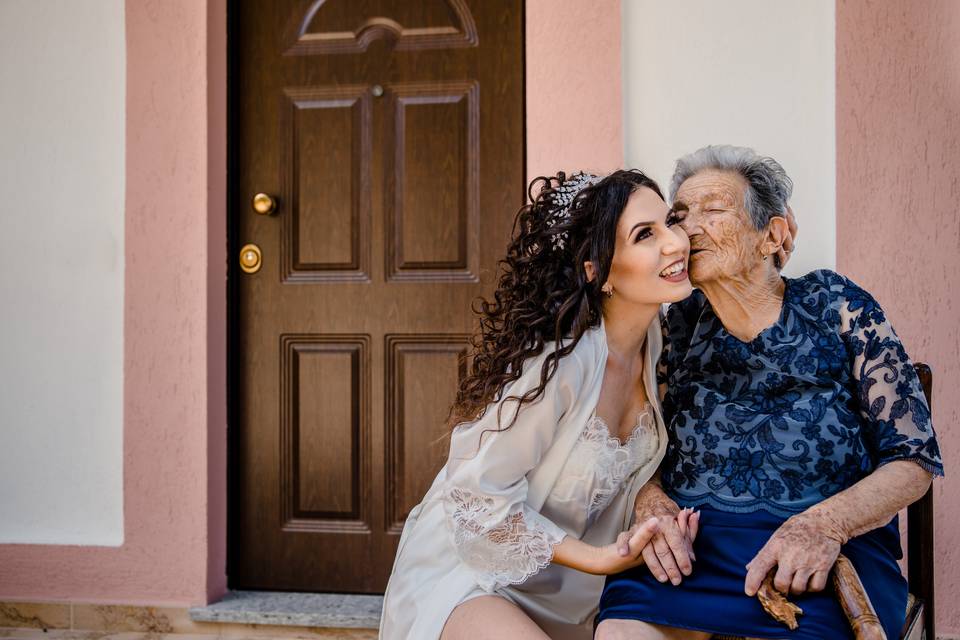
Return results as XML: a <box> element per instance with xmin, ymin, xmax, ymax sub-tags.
<box><xmin>448</xmin><ymin>169</ymin><xmax>665</xmax><ymax>431</ymax></box>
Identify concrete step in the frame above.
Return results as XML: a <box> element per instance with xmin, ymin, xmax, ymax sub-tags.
<box><xmin>188</xmin><ymin>591</ymin><xmax>382</xmax><ymax>631</ymax></box>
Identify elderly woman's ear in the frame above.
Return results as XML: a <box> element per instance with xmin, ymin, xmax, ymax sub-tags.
<box><xmin>764</xmin><ymin>206</ymin><xmax>798</xmax><ymax>270</ymax></box>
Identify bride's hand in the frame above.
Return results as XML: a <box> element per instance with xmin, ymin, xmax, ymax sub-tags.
<box><xmin>589</xmin><ymin>517</ymin><xmax>661</xmax><ymax>575</ymax></box>
<box><xmin>622</xmin><ymin>484</ymin><xmax>700</xmax><ymax>585</ymax></box>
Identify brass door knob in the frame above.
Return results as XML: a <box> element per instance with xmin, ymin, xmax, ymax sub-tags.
<box><xmin>252</xmin><ymin>192</ymin><xmax>277</xmax><ymax>215</ymax></box>
<box><xmin>240</xmin><ymin>243</ymin><xmax>262</xmax><ymax>274</ymax></box>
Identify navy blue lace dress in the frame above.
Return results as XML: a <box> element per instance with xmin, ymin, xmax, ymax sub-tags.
<box><xmin>598</xmin><ymin>269</ymin><xmax>943</xmax><ymax>639</ymax></box>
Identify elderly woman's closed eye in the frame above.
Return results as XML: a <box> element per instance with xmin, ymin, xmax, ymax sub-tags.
<box><xmin>595</xmin><ymin>145</ymin><xmax>943</xmax><ymax>640</ymax></box>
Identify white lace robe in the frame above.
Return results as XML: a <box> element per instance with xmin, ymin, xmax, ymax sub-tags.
<box><xmin>379</xmin><ymin>319</ymin><xmax>669</xmax><ymax>640</ymax></box>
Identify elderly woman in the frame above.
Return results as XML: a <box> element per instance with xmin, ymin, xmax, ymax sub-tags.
<box><xmin>595</xmin><ymin>145</ymin><xmax>943</xmax><ymax>640</ymax></box>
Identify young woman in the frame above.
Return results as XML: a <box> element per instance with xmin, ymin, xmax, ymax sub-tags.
<box><xmin>379</xmin><ymin>170</ymin><xmax>699</xmax><ymax>640</ymax></box>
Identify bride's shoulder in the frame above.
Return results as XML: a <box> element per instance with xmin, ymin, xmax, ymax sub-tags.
<box><xmin>506</xmin><ymin>331</ymin><xmax>593</xmax><ymax>382</ymax></box>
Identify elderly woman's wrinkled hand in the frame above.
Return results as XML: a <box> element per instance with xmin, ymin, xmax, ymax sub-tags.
<box><xmin>775</xmin><ymin>205</ymin><xmax>799</xmax><ymax>268</ymax></box>
<box><xmin>618</xmin><ymin>483</ymin><xmax>699</xmax><ymax>585</ymax></box>
<box><xmin>744</xmin><ymin>510</ymin><xmax>847</xmax><ymax>597</ymax></box>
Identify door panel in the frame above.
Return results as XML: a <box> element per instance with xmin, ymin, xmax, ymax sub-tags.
<box><xmin>283</xmin><ymin>87</ymin><xmax>371</xmax><ymax>275</ymax></box>
<box><xmin>384</xmin><ymin>335</ymin><xmax>469</xmax><ymax>534</ymax></box>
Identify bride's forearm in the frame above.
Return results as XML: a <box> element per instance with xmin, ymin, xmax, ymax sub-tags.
<box><xmin>551</xmin><ymin>535</ymin><xmax>603</xmax><ymax>574</ymax></box>
<box><xmin>552</xmin><ymin>517</ymin><xmax>660</xmax><ymax>576</ymax></box>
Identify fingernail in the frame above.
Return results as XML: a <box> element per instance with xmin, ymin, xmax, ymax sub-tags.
<box><xmin>671</xmin><ymin>577</ymin><xmax>681</xmax><ymax>586</ymax></box>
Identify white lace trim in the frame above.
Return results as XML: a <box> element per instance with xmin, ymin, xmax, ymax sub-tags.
<box><xmin>577</xmin><ymin>403</ymin><xmax>659</xmax><ymax>524</ymax></box>
<box><xmin>446</xmin><ymin>487</ymin><xmax>566</xmax><ymax>592</ymax></box>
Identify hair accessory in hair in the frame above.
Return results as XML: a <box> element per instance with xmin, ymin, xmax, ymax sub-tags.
<box><xmin>546</xmin><ymin>172</ymin><xmax>603</xmax><ymax>251</ymax></box>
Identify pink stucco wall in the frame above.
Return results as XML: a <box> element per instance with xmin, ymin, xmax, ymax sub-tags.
<box><xmin>525</xmin><ymin>0</ymin><xmax>623</xmax><ymax>180</ymax></box>
<box><xmin>0</xmin><ymin>0</ymin><xmax>228</xmax><ymax>606</ymax></box>
<box><xmin>837</xmin><ymin>0</ymin><xmax>960</xmax><ymax>633</ymax></box>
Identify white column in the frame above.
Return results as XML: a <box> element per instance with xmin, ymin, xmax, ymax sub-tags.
<box><xmin>622</xmin><ymin>0</ymin><xmax>836</xmax><ymax>276</ymax></box>
<box><xmin>0</xmin><ymin>0</ymin><xmax>126</xmax><ymax>545</ymax></box>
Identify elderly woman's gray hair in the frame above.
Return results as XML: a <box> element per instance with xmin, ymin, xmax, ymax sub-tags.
<box><xmin>669</xmin><ymin>145</ymin><xmax>794</xmax><ymax>231</ymax></box>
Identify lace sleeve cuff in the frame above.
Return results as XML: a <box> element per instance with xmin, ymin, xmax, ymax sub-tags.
<box><xmin>445</xmin><ymin>487</ymin><xmax>567</xmax><ymax>592</ymax></box>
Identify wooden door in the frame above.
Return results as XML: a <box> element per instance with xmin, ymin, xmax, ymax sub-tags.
<box><xmin>229</xmin><ymin>0</ymin><xmax>524</xmax><ymax>593</ymax></box>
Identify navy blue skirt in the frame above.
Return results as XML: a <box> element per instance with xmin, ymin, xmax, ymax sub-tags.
<box><xmin>598</xmin><ymin>507</ymin><xmax>908</xmax><ymax>639</ymax></box>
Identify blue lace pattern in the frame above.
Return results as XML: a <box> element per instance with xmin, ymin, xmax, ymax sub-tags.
<box><xmin>659</xmin><ymin>269</ymin><xmax>943</xmax><ymax>517</ymax></box>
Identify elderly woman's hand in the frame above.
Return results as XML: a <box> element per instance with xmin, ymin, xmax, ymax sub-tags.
<box><xmin>744</xmin><ymin>508</ymin><xmax>846</xmax><ymax>597</ymax></box>
<box><xmin>775</xmin><ymin>205</ymin><xmax>799</xmax><ymax>268</ymax></box>
<box><xmin>619</xmin><ymin>483</ymin><xmax>699</xmax><ymax>585</ymax></box>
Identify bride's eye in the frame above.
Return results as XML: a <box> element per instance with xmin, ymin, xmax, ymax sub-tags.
<box><xmin>634</xmin><ymin>228</ymin><xmax>653</xmax><ymax>242</ymax></box>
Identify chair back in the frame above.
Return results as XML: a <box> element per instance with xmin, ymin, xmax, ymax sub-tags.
<box><xmin>907</xmin><ymin>363</ymin><xmax>934</xmax><ymax>640</ymax></box>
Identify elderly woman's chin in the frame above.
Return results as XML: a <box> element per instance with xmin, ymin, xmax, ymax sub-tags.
<box><xmin>686</xmin><ymin>253</ymin><xmax>720</xmax><ymax>287</ymax></box>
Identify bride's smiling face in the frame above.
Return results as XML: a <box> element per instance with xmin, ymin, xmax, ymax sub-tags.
<box><xmin>588</xmin><ymin>186</ymin><xmax>692</xmax><ymax>305</ymax></box>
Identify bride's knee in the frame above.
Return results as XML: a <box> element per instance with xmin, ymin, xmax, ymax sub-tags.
<box><xmin>594</xmin><ymin>619</ymin><xmax>649</xmax><ymax>640</ymax></box>
<box><xmin>595</xmin><ymin>619</ymin><xmax>712</xmax><ymax>640</ymax></box>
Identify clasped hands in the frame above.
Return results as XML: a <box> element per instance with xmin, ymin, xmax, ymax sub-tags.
<box><xmin>614</xmin><ymin>482</ymin><xmax>700</xmax><ymax>585</ymax></box>
<box><xmin>578</xmin><ymin>483</ymin><xmax>698</xmax><ymax>576</ymax></box>
<box><xmin>621</xmin><ymin>484</ymin><xmax>846</xmax><ymax>596</ymax></box>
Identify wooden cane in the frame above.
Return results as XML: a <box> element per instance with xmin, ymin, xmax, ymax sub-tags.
<box><xmin>832</xmin><ymin>554</ymin><xmax>886</xmax><ymax>639</ymax></box>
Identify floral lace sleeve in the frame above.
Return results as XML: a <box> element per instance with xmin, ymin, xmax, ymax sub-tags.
<box><xmin>835</xmin><ymin>275</ymin><xmax>944</xmax><ymax>476</ymax></box>
<box><xmin>444</xmin><ymin>487</ymin><xmax>567</xmax><ymax>592</ymax></box>
<box><xmin>441</xmin><ymin>347</ymin><xmax>583</xmax><ymax>592</ymax></box>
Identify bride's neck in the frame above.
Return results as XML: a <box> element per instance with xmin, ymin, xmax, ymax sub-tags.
<box><xmin>602</xmin><ymin>300</ymin><xmax>658</xmax><ymax>363</ymax></box>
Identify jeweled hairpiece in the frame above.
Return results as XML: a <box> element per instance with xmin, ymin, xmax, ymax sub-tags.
<box><xmin>546</xmin><ymin>172</ymin><xmax>603</xmax><ymax>251</ymax></box>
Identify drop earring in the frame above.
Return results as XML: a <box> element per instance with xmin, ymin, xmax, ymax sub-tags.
<box><xmin>601</xmin><ymin>283</ymin><xmax>614</xmax><ymax>297</ymax></box>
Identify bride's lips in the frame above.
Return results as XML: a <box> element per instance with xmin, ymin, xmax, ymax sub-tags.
<box><xmin>659</xmin><ymin>258</ymin><xmax>689</xmax><ymax>283</ymax></box>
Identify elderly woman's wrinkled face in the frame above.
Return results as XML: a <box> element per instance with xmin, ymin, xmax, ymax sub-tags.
<box><xmin>673</xmin><ymin>169</ymin><xmax>767</xmax><ymax>285</ymax></box>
